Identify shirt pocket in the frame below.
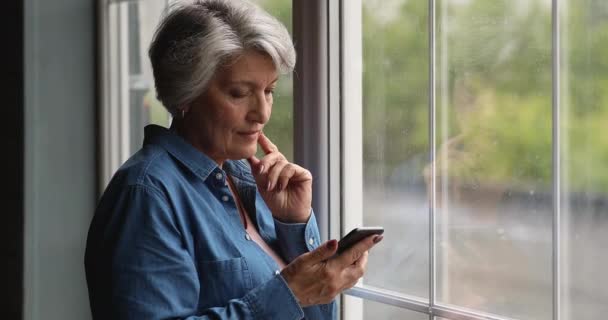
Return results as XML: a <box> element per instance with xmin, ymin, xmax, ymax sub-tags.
<box><xmin>197</xmin><ymin>257</ymin><xmax>253</xmax><ymax>308</ymax></box>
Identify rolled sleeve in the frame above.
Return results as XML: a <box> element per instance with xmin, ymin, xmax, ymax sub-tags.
<box><xmin>244</xmin><ymin>274</ymin><xmax>304</xmax><ymax>320</ymax></box>
<box><xmin>274</xmin><ymin>210</ymin><xmax>322</xmax><ymax>263</ymax></box>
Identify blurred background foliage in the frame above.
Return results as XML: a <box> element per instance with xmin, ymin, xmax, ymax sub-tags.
<box><xmin>248</xmin><ymin>0</ymin><xmax>608</xmax><ymax>192</ymax></box>
<box><xmin>251</xmin><ymin>0</ymin><xmax>294</xmax><ymax>161</ymax></box>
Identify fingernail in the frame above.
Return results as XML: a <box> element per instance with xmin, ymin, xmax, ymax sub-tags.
<box><xmin>327</xmin><ymin>240</ymin><xmax>337</xmax><ymax>250</ymax></box>
<box><xmin>259</xmin><ymin>165</ymin><xmax>265</xmax><ymax>174</ymax></box>
<box><xmin>373</xmin><ymin>235</ymin><xmax>384</xmax><ymax>244</ymax></box>
<box><xmin>277</xmin><ymin>183</ymin><xmax>282</xmax><ymax>191</ymax></box>
<box><xmin>267</xmin><ymin>181</ymin><xmax>272</xmax><ymax>191</ymax></box>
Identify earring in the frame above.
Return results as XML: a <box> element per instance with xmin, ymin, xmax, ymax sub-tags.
<box><xmin>181</xmin><ymin>109</ymin><xmax>186</xmax><ymax>119</ymax></box>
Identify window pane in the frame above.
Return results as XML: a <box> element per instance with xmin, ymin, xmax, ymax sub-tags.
<box><xmin>251</xmin><ymin>0</ymin><xmax>294</xmax><ymax>161</ymax></box>
<box><xmin>435</xmin><ymin>1</ymin><xmax>552</xmax><ymax>319</ymax></box>
<box><xmin>561</xmin><ymin>1</ymin><xmax>608</xmax><ymax>318</ymax></box>
<box><xmin>360</xmin><ymin>0</ymin><xmax>430</xmax><ymax>299</ymax></box>
<box><xmin>350</xmin><ymin>297</ymin><xmax>429</xmax><ymax>320</ymax></box>
<box><xmin>122</xmin><ymin>0</ymin><xmax>171</xmax><ymax>154</ymax></box>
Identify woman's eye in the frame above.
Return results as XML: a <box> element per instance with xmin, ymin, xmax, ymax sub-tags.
<box><xmin>265</xmin><ymin>89</ymin><xmax>275</xmax><ymax>95</ymax></box>
<box><xmin>229</xmin><ymin>90</ymin><xmax>248</xmax><ymax>98</ymax></box>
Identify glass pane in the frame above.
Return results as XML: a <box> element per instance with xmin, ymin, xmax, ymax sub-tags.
<box><xmin>561</xmin><ymin>1</ymin><xmax>608</xmax><ymax>319</ymax></box>
<box><xmin>352</xmin><ymin>297</ymin><xmax>429</xmax><ymax>320</ymax></box>
<box><xmin>121</xmin><ymin>0</ymin><xmax>171</xmax><ymax>155</ymax></box>
<box><xmin>251</xmin><ymin>0</ymin><xmax>294</xmax><ymax>161</ymax></box>
<box><xmin>361</xmin><ymin>0</ymin><xmax>430</xmax><ymax>298</ymax></box>
<box><xmin>435</xmin><ymin>1</ymin><xmax>552</xmax><ymax>319</ymax></box>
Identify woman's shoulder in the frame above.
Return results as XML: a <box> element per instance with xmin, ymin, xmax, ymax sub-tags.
<box><xmin>106</xmin><ymin>144</ymin><xmax>182</xmax><ymax>194</ymax></box>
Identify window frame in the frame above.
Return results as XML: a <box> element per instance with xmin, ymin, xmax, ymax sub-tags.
<box><xmin>98</xmin><ymin>0</ymin><xmax>170</xmax><ymax>189</ymax></box>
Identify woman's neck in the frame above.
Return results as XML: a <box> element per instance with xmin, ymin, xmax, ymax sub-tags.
<box><xmin>170</xmin><ymin>120</ymin><xmax>225</xmax><ymax>168</ymax></box>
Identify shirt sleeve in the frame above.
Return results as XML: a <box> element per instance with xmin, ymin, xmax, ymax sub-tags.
<box><xmin>106</xmin><ymin>184</ymin><xmax>305</xmax><ymax>320</ymax></box>
<box><xmin>273</xmin><ymin>210</ymin><xmax>322</xmax><ymax>263</ymax></box>
<box><xmin>273</xmin><ymin>210</ymin><xmax>338</xmax><ymax>320</ymax></box>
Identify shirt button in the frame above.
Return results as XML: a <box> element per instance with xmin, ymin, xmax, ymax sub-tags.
<box><xmin>221</xmin><ymin>195</ymin><xmax>229</xmax><ymax>202</ymax></box>
<box><xmin>308</xmin><ymin>237</ymin><xmax>315</xmax><ymax>245</ymax></box>
<box><xmin>245</xmin><ymin>233</ymin><xmax>252</xmax><ymax>241</ymax></box>
<box><xmin>275</xmin><ymin>270</ymin><xmax>280</xmax><ymax>275</ymax></box>
<box><xmin>215</xmin><ymin>172</ymin><xmax>223</xmax><ymax>180</ymax></box>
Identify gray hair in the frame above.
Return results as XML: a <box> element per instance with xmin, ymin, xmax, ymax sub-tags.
<box><xmin>148</xmin><ymin>0</ymin><xmax>296</xmax><ymax>115</ymax></box>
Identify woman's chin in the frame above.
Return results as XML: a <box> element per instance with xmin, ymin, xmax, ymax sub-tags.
<box><xmin>228</xmin><ymin>145</ymin><xmax>257</xmax><ymax>160</ymax></box>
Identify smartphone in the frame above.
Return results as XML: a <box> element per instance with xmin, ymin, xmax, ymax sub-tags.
<box><xmin>336</xmin><ymin>227</ymin><xmax>384</xmax><ymax>255</ymax></box>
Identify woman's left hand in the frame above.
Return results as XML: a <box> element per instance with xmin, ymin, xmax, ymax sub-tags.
<box><xmin>247</xmin><ymin>132</ymin><xmax>312</xmax><ymax>223</ymax></box>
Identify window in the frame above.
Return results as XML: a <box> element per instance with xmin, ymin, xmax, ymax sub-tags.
<box><xmin>434</xmin><ymin>1</ymin><xmax>552</xmax><ymax>318</ymax></box>
<box><xmin>342</xmin><ymin>0</ymin><xmax>608</xmax><ymax>319</ymax></box>
<box><xmin>100</xmin><ymin>0</ymin><xmax>170</xmax><ymax>187</ymax></box>
<box><xmin>250</xmin><ymin>0</ymin><xmax>295</xmax><ymax>161</ymax></box>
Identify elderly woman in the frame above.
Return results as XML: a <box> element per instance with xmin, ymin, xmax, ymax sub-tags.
<box><xmin>84</xmin><ymin>0</ymin><xmax>382</xmax><ymax>319</ymax></box>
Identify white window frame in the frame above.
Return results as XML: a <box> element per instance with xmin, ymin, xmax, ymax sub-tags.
<box><xmin>98</xmin><ymin>0</ymin><xmax>170</xmax><ymax>189</ymax></box>
<box><xmin>99</xmin><ymin>0</ymin><xmax>131</xmax><ymax>189</ymax></box>
<box><xmin>292</xmin><ymin>0</ymin><xmax>359</xmax><ymax>317</ymax></box>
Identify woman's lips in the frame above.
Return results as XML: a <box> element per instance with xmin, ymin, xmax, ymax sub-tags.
<box><xmin>237</xmin><ymin>131</ymin><xmax>260</xmax><ymax>140</ymax></box>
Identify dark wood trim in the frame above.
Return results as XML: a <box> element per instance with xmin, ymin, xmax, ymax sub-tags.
<box><xmin>1</xmin><ymin>0</ymin><xmax>24</xmax><ymax>318</ymax></box>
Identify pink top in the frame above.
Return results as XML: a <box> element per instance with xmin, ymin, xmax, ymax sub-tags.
<box><xmin>243</xmin><ymin>204</ymin><xmax>287</xmax><ymax>269</ymax></box>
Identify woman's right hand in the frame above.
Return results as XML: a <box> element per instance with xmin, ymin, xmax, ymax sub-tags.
<box><xmin>280</xmin><ymin>234</ymin><xmax>383</xmax><ymax>307</ymax></box>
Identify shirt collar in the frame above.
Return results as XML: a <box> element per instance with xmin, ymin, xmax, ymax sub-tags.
<box><xmin>143</xmin><ymin>125</ymin><xmax>256</xmax><ymax>185</ymax></box>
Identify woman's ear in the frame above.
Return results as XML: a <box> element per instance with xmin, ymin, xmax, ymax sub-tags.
<box><xmin>179</xmin><ymin>105</ymin><xmax>192</xmax><ymax>119</ymax></box>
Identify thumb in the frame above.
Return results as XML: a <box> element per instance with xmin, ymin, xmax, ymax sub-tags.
<box><xmin>303</xmin><ymin>240</ymin><xmax>338</xmax><ymax>263</ymax></box>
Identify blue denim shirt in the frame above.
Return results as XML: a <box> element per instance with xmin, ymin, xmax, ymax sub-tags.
<box><xmin>85</xmin><ymin>125</ymin><xmax>336</xmax><ymax>319</ymax></box>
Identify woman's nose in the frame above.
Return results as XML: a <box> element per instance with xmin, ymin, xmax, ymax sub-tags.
<box><xmin>249</xmin><ymin>93</ymin><xmax>271</xmax><ymax>124</ymax></box>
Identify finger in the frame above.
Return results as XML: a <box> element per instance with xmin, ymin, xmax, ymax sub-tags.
<box><xmin>301</xmin><ymin>240</ymin><xmax>338</xmax><ymax>264</ymax></box>
<box><xmin>343</xmin><ymin>252</ymin><xmax>367</xmax><ymax>281</ymax></box>
<box><xmin>276</xmin><ymin>165</ymin><xmax>296</xmax><ymax>192</ymax></box>
<box><xmin>266</xmin><ymin>160</ymin><xmax>289</xmax><ymax>191</ymax></box>
<box><xmin>353</xmin><ymin>251</ymin><xmax>368</xmax><ymax>269</ymax></box>
<box><xmin>341</xmin><ymin>253</ymin><xmax>367</xmax><ymax>290</ymax></box>
<box><xmin>247</xmin><ymin>155</ymin><xmax>261</xmax><ymax>173</ymax></box>
<box><xmin>258</xmin><ymin>132</ymin><xmax>279</xmax><ymax>155</ymax></box>
<box><xmin>247</xmin><ymin>155</ymin><xmax>260</xmax><ymax>166</ymax></box>
<box><xmin>256</xmin><ymin>152</ymin><xmax>286</xmax><ymax>175</ymax></box>
<box><xmin>331</xmin><ymin>235</ymin><xmax>382</xmax><ymax>268</ymax></box>
<box><xmin>342</xmin><ymin>278</ymin><xmax>361</xmax><ymax>291</ymax></box>
<box><xmin>283</xmin><ymin>163</ymin><xmax>313</xmax><ymax>183</ymax></box>
<box><xmin>276</xmin><ymin>163</ymin><xmax>312</xmax><ymax>191</ymax></box>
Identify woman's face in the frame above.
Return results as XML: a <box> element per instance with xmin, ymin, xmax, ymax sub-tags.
<box><xmin>184</xmin><ymin>50</ymin><xmax>278</xmax><ymax>165</ymax></box>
